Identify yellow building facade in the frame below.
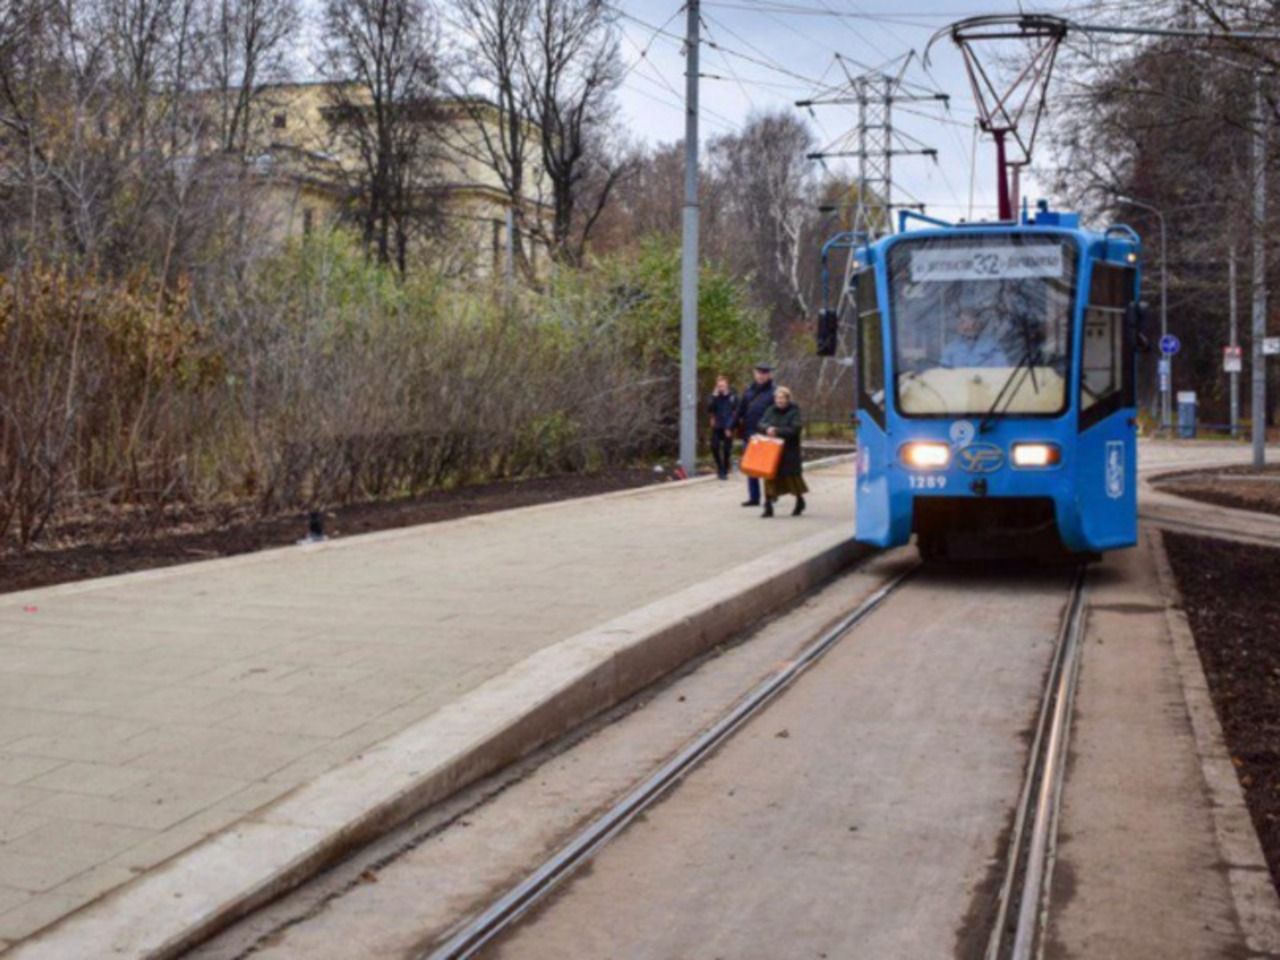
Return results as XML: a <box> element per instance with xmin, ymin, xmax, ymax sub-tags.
<box><xmin>214</xmin><ymin>82</ymin><xmax>549</xmax><ymax>276</ymax></box>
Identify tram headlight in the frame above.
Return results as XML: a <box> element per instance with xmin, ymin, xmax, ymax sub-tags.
<box><xmin>900</xmin><ymin>442</ymin><xmax>951</xmax><ymax>470</ymax></box>
<box><xmin>1011</xmin><ymin>443</ymin><xmax>1062</xmax><ymax>468</ymax></box>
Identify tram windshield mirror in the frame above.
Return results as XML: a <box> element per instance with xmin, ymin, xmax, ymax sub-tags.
<box><xmin>887</xmin><ymin>235</ymin><xmax>1077</xmax><ymax>417</ymax></box>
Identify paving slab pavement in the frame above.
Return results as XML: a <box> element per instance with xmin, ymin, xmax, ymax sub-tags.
<box><xmin>1139</xmin><ymin>438</ymin><xmax>1280</xmax><ymax>546</ymax></box>
<box><xmin>0</xmin><ymin>462</ymin><xmax>855</xmax><ymax>953</ymax></box>
<box><xmin>1047</xmin><ymin>528</ymin><xmax>1280</xmax><ymax>958</ymax></box>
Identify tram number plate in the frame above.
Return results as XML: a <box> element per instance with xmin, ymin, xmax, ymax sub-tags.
<box><xmin>908</xmin><ymin>475</ymin><xmax>948</xmax><ymax>490</ymax></box>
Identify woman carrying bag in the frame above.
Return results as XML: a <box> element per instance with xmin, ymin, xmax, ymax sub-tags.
<box><xmin>757</xmin><ymin>386</ymin><xmax>808</xmax><ymax>518</ymax></box>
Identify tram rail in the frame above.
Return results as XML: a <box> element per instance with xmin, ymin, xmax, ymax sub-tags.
<box><xmin>421</xmin><ymin>566</ymin><xmax>915</xmax><ymax>960</ymax></box>
<box><xmin>420</xmin><ymin>562</ymin><xmax>1091</xmax><ymax>960</ymax></box>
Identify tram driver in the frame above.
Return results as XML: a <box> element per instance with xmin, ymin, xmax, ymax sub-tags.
<box><xmin>941</xmin><ymin>307</ymin><xmax>1010</xmax><ymax>368</ymax></box>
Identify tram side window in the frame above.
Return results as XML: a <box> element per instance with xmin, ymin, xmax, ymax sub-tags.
<box><xmin>1081</xmin><ymin>263</ymin><xmax>1135</xmax><ymax>428</ymax></box>
<box><xmin>856</xmin><ymin>269</ymin><xmax>885</xmax><ymax>425</ymax></box>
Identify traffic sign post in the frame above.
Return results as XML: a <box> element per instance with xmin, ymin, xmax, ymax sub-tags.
<box><xmin>1226</xmin><ymin>345</ymin><xmax>1243</xmax><ymax>437</ymax></box>
<box><xmin>1158</xmin><ymin>335</ymin><xmax>1179</xmax><ymax>434</ymax></box>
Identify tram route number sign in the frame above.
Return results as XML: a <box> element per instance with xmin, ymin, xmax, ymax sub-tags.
<box><xmin>1224</xmin><ymin>345</ymin><xmax>1243</xmax><ymax>373</ymax></box>
<box><xmin>1160</xmin><ymin>334</ymin><xmax>1181</xmax><ymax>357</ymax></box>
<box><xmin>910</xmin><ymin>245</ymin><xmax>1064</xmax><ymax>282</ymax></box>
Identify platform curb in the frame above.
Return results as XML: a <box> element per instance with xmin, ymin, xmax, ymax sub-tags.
<box><xmin>1150</xmin><ymin>528</ymin><xmax>1280</xmax><ymax>955</ymax></box>
<box><xmin>6</xmin><ymin>527</ymin><xmax>869</xmax><ymax>960</ymax></box>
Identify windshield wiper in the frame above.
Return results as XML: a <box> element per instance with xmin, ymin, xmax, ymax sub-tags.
<box><xmin>978</xmin><ymin>347</ymin><xmax>1040</xmax><ymax>434</ymax></box>
<box><xmin>979</xmin><ymin>311</ymin><xmax>1044</xmax><ymax>434</ymax></box>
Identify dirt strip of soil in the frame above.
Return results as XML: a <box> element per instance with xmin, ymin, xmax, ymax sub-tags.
<box><xmin>1</xmin><ymin>468</ymin><xmax>666</xmax><ymax>596</ymax></box>
<box><xmin>3</xmin><ymin>448</ymin><xmax>855</xmax><ymax>596</ymax></box>
<box><xmin>1164</xmin><ymin>532</ymin><xmax>1280</xmax><ymax>896</ymax></box>
<box><xmin>1157</xmin><ymin>464</ymin><xmax>1280</xmax><ymax>518</ymax></box>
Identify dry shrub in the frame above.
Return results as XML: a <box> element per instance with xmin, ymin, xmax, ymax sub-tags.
<box><xmin>1</xmin><ymin>231</ymin><xmax>765</xmax><ymax>548</ymax></box>
<box><xmin>0</xmin><ymin>265</ymin><xmax>220</xmax><ymax>545</ymax></box>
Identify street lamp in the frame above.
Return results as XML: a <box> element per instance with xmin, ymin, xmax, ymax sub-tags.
<box><xmin>1115</xmin><ymin>194</ymin><xmax>1170</xmax><ymax>434</ymax></box>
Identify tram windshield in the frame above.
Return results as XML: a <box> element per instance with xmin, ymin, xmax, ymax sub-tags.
<box><xmin>886</xmin><ymin>234</ymin><xmax>1077</xmax><ymax>417</ymax></box>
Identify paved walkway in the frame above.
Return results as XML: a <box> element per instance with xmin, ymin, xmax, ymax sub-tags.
<box><xmin>0</xmin><ymin>463</ymin><xmax>854</xmax><ymax>949</ymax></box>
<box><xmin>1050</xmin><ymin>529</ymin><xmax>1280</xmax><ymax>957</ymax></box>
<box><xmin>1139</xmin><ymin>439</ymin><xmax>1280</xmax><ymax>546</ymax></box>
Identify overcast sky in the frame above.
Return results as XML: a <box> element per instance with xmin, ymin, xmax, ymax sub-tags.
<box><xmin>611</xmin><ymin>0</ymin><xmax>1109</xmax><ymax>221</ymax></box>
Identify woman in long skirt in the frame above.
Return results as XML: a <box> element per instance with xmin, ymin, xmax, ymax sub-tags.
<box><xmin>758</xmin><ymin>386</ymin><xmax>808</xmax><ymax>518</ymax></box>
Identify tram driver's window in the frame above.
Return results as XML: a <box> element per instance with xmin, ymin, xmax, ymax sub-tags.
<box><xmin>856</xmin><ymin>269</ymin><xmax>885</xmax><ymax>423</ymax></box>
<box><xmin>1081</xmin><ymin>263</ymin><xmax>1135</xmax><ymax>427</ymax></box>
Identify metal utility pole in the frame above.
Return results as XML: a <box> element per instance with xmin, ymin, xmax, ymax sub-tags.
<box><xmin>1252</xmin><ymin>74</ymin><xmax>1268</xmax><ymax>467</ymax></box>
<box><xmin>679</xmin><ymin>0</ymin><xmax>699</xmax><ymax>478</ymax></box>
<box><xmin>1230</xmin><ymin>243</ymin><xmax>1240</xmax><ymax>438</ymax></box>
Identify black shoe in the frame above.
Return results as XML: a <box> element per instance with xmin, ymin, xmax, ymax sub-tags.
<box><xmin>792</xmin><ymin>495</ymin><xmax>806</xmax><ymax>517</ymax></box>
<box><xmin>762</xmin><ymin>500</ymin><xmax>774</xmax><ymax>518</ymax></box>
<box><xmin>741</xmin><ymin>499</ymin><xmax>760</xmax><ymax>507</ymax></box>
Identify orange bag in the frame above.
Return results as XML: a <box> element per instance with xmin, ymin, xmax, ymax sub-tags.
<box><xmin>740</xmin><ymin>435</ymin><xmax>784</xmax><ymax>479</ymax></box>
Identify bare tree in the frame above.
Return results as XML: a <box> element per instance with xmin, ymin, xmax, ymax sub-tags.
<box><xmin>319</xmin><ymin>0</ymin><xmax>446</xmax><ymax>273</ymax></box>
<box><xmin>452</xmin><ymin>0</ymin><xmax>537</xmax><ymax>276</ymax></box>
<box><xmin>453</xmin><ymin>0</ymin><xmax>628</xmax><ymax>270</ymax></box>
<box><xmin>708</xmin><ymin>111</ymin><xmax>817</xmax><ymax>335</ymax></box>
<box><xmin>202</xmin><ymin>0</ymin><xmax>299</xmax><ymax>155</ymax></box>
<box><xmin>524</xmin><ymin>0</ymin><xmax>626</xmax><ymax>266</ymax></box>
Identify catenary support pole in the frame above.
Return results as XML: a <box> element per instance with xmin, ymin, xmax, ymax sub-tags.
<box><xmin>1253</xmin><ymin>75</ymin><xmax>1268</xmax><ymax>467</ymax></box>
<box><xmin>679</xmin><ymin>0</ymin><xmax>700</xmax><ymax>478</ymax></box>
<box><xmin>1230</xmin><ymin>243</ymin><xmax>1240</xmax><ymax>438</ymax></box>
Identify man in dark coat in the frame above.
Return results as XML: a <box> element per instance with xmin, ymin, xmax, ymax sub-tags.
<box><xmin>707</xmin><ymin>375</ymin><xmax>739</xmax><ymax>480</ymax></box>
<box><xmin>728</xmin><ymin>363</ymin><xmax>776</xmax><ymax>506</ymax></box>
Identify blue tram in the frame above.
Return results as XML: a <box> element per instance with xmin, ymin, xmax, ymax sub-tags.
<box><xmin>817</xmin><ymin>204</ymin><xmax>1145</xmax><ymax>561</ymax></box>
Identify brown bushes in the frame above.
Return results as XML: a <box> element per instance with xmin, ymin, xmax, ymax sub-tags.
<box><xmin>1</xmin><ymin>232</ymin><xmax>762</xmax><ymax>549</ymax></box>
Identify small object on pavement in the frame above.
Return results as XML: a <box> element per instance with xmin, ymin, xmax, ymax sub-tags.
<box><xmin>298</xmin><ymin>510</ymin><xmax>327</xmax><ymax>545</ymax></box>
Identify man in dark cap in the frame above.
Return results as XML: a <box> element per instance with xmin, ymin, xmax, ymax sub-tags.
<box><xmin>728</xmin><ymin>362</ymin><xmax>776</xmax><ymax>506</ymax></box>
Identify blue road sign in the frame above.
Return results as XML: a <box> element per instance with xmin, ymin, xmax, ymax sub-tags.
<box><xmin>1160</xmin><ymin>334</ymin><xmax>1181</xmax><ymax>356</ymax></box>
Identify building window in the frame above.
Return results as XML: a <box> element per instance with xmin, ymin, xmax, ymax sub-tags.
<box><xmin>273</xmin><ymin>112</ymin><xmax>287</xmax><ymax>130</ymax></box>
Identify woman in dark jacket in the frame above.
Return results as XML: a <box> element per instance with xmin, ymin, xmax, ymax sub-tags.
<box><xmin>758</xmin><ymin>386</ymin><xmax>807</xmax><ymax>518</ymax></box>
<box><xmin>707</xmin><ymin>375</ymin><xmax>739</xmax><ymax>480</ymax></box>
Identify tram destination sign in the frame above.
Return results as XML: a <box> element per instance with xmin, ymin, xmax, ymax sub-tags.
<box><xmin>910</xmin><ymin>245</ymin><xmax>1065</xmax><ymax>282</ymax></box>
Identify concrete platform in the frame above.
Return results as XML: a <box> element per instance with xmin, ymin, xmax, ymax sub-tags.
<box><xmin>0</xmin><ymin>461</ymin><xmax>859</xmax><ymax>957</ymax></box>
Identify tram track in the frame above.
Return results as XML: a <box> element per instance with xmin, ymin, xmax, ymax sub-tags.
<box><xmin>418</xmin><ymin>562</ymin><xmax>1090</xmax><ymax>960</ymax></box>
<box><xmin>985</xmin><ymin>567</ymin><xmax>1087</xmax><ymax>960</ymax></box>
<box><xmin>420</xmin><ymin>565</ymin><xmax>917</xmax><ymax>960</ymax></box>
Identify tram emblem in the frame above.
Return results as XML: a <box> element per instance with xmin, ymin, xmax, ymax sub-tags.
<box><xmin>956</xmin><ymin>442</ymin><xmax>1004</xmax><ymax>473</ymax></box>
<box><xmin>1105</xmin><ymin>441</ymin><xmax>1125</xmax><ymax>499</ymax></box>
